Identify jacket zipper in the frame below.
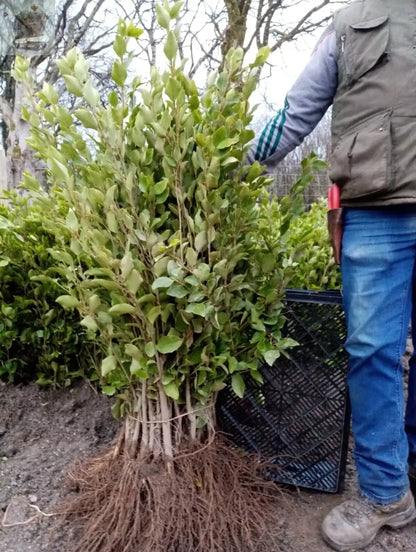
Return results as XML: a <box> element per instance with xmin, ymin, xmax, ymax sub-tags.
<box><xmin>341</xmin><ymin>33</ymin><xmax>346</xmax><ymax>53</ymax></box>
<box><xmin>340</xmin><ymin>33</ymin><xmax>352</xmax><ymax>85</ymax></box>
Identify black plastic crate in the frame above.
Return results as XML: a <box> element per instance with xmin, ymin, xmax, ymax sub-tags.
<box><xmin>217</xmin><ymin>289</ymin><xmax>350</xmax><ymax>493</ymax></box>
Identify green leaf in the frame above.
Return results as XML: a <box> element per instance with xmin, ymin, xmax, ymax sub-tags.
<box><xmin>89</xmin><ymin>294</ymin><xmax>101</xmax><ymax>311</ymax></box>
<box><xmin>213</xmin><ymin>259</ymin><xmax>228</xmax><ymax>278</ymax></box>
<box><xmin>126</xmin><ymin>22</ymin><xmax>144</xmax><ymax>38</ymax></box>
<box><xmin>56</xmin><ymin>295</ymin><xmax>79</xmax><ymax>309</ymax></box>
<box><xmin>154</xmin><ymin>178</ymin><xmax>168</xmax><ymax>195</ymax></box>
<box><xmin>156</xmin><ymin>4</ymin><xmax>171</xmax><ymax>29</ymax></box>
<box><xmin>120</xmin><ymin>251</ymin><xmax>133</xmax><ymax>279</ymax></box>
<box><xmin>152</xmin><ymin>277</ymin><xmax>173</xmax><ymax>290</ymax></box>
<box><xmin>279</xmin><ymin>337</ymin><xmax>299</xmax><ymax>350</ymax></box>
<box><xmin>63</xmin><ymin>75</ymin><xmax>83</xmax><ymax>97</ymax></box>
<box><xmin>185</xmin><ymin>303</ymin><xmax>206</xmax><ymax>317</ymax></box>
<box><xmin>228</xmin><ymin>357</ymin><xmax>237</xmax><ymax>374</ymax></box>
<box><xmin>83</xmin><ymin>80</ymin><xmax>100</xmax><ymax>108</ymax></box>
<box><xmin>74</xmin><ymin>58</ymin><xmax>89</xmax><ymax>82</ymax></box>
<box><xmin>253</xmin><ymin>46</ymin><xmax>270</xmax><ymax>66</ymax></box>
<box><xmin>106</xmin><ymin>211</ymin><xmax>118</xmax><ymax>232</ymax></box>
<box><xmin>163</xmin><ymin>381</ymin><xmax>179</xmax><ymax>400</ymax></box>
<box><xmin>221</xmin><ymin>156</ymin><xmax>239</xmax><ymax>168</ymax></box>
<box><xmin>126</xmin><ymin>269</ymin><xmax>143</xmax><ymax>294</ymax></box>
<box><xmin>212</xmin><ymin>127</ymin><xmax>227</xmax><ymax>147</ymax></box>
<box><xmin>137</xmin><ymin>293</ymin><xmax>155</xmax><ymax>305</ymax></box>
<box><xmin>130</xmin><ymin>358</ymin><xmax>147</xmax><ymax>378</ymax></box>
<box><xmin>167</xmin><ymin>284</ymin><xmax>188</xmax><ymax>298</ymax></box>
<box><xmin>231</xmin><ymin>373</ymin><xmax>245</xmax><ymax>398</ymax></box>
<box><xmin>0</xmin><ymin>216</ymin><xmax>11</xmax><ymax>229</ymax></box>
<box><xmin>169</xmin><ymin>1</ymin><xmax>183</xmax><ymax>19</ymax></box>
<box><xmin>260</xmin><ymin>253</ymin><xmax>276</xmax><ymax>273</ymax></box>
<box><xmin>41</xmin><ymin>82</ymin><xmax>59</xmax><ymax>104</ymax></box>
<box><xmin>156</xmin><ymin>335</ymin><xmax>183</xmax><ymax>354</ymax></box>
<box><xmin>117</xmin><ymin>19</ymin><xmax>127</xmax><ymax>36</ymax></box>
<box><xmin>75</xmin><ymin>107</ymin><xmax>98</xmax><ymax>129</ymax></box>
<box><xmin>101</xmin><ymin>355</ymin><xmax>117</xmax><ymax>376</ymax></box>
<box><xmin>195</xmin><ymin>231</ymin><xmax>207</xmax><ymax>253</ymax></box>
<box><xmin>185</xmin><ymin>247</ymin><xmax>197</xmax><ymax>267</ymax></box>
<box><xmin>125</xmin><ymin>343</ymin><xmax>140</xmax><ymax>358</ymax></box>
<box><xmin>108</xmin><ymin>303</ymin><xmax>136</xmax><ymax>315</ymax></box>
<box><xmin>145</xmin><ymin>342</ymin><xmax>155</xmax><ymax>357</ymax></box>
<box><xmin>102</xmin><ymin>386</ymin><xmax>116</xmax><ymax>396</ymax></box>
<box><xmin>217</xmin><ymin>137</ymin><xmax>239</xmax><ymax>149</ymax></box>
<box><xmin>165</xmin><ymin>77</ymin><xmax>181</xmax><ymax>100</ymax></box>
<box><xmin>111</xmin><ymin>60</ymin><xmax>127</xmax><ymax>86</ymax></box>
<box><xmin>153</xmin><ymin>256</ymin><xmax>169</xmax><ymax>276</ymax></box>
<box><xmin>108</xmin><ymin>90</ymin><xmax>119</xmax><ymax>106</ymax></box>
<box><xmin>147</xmin><ymin>306</ymin><xmax>161</xmax><ymax>324</ymax></box>
<box><xmin>263</xmin><ymin>350</ymin><xmax>281</xmax><ymax>367</ymax></box>
<box><xmin>49</xmin><ymin>159</ymin><xmax>70</xmax><ymax>181</ymax></box>
<box><xmin>113</xmin><ymin>35</ymin><xmax>127</xmax><ymax>58</ymax></box>
<box><xmin>212</xmin><ymin>381</ymin><xmax>226</xmax><ymax>392</ymax></box>
<box><xmin>250</xmin><ymin>370</ymin><xmax>264</xmax><ymax>384</ymax></box>
<box><xmin>164</xmin><ymin>31</ymin><xmax>178</xmax><ymax>61</ymax></box>
<box><xmin>80</xmin><ymin>315</ymin><xmax>98</xmax><ymax>331</ymax></box>
<box><xmin>194</xmin><ymin>263</ymin><xmax>210</xmax><ymax>281</ymax></box>
<box><xmin>55</xmin><ymin>58</ymin><xmax>71</xmax><ymax>76</ymax></box>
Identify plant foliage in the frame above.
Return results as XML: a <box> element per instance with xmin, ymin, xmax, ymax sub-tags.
<box><xmin>0</xmin><ymin>193</ymin><xmax>94</xmax><ymax>385</ymax></box>
<box><xmin>9</xmin><ymin>5</ymin><xmax>338</xmax><ymax>550</ymax></box>
<box><xmin>13</xmin><ymin>18</ymin><xmax>311</xmax><ymax>423</ymax></box>
<box><xmin>286</xmin><ymin>199</ymin><xmax>341</xmax><ymax>290</ymax></box>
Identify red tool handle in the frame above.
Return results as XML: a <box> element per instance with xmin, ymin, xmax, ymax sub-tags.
<box><xmin>328</xmin><ymin>183</ymin><xmax>340</xmax><ymax>210</ymax></box>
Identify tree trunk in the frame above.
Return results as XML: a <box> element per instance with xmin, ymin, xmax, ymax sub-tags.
<box><xmin>6</xmin><ymin>76</ymin><xmax>46</xmax><ymax>191</ymax></box>
<box><xmin>221</xmin><ymin>0</ymin><xmax>251</xmax><ymax>59</ymax></box>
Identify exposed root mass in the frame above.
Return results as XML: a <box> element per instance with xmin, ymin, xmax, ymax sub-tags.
<box><xmin>61</xmin><ymin>436</ymin><xmax>283</xmax><ymax>552</ymax></box>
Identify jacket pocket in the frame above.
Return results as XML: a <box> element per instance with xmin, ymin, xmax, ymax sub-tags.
<box><xmin>341</xmin><ymin>15</ymin><xmax>389</xmax><ymax>85</ymax></box>
<box><xmin>328</xmin><ymin>134</ymin><xmax>356</xmax><ymax>186</ymax></box>
<box><xmin>329</xmin><ymin>111</ymin><xmax>392</xmax><ymax>200</ymax></box>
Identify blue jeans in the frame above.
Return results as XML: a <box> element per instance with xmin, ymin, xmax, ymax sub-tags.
<box><xmin>341</xmin><ymin>207</ymin><xmax>416</xmax><ymax>504</ymax></box>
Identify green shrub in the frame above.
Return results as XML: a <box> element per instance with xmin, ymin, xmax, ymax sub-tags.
<box><xmin>285</xmin><ymin>199</ymin><xmax>342</xmax><ymax>290</ymax></box>
<box><xmin>14</xmin><ymin>37</ymin><xmax>328</xmax><ymax>410</ymax></box>
<box><xmin>0</xmin><ymin>192</ymin><xmax>95</xmax><ymax>386</ymax></box>
<box><xmin>7</xmin><ymin>11</ymin><xmax>341</xmax><ymax>549</ymax></box>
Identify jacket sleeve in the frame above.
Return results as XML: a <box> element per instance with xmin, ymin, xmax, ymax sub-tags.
<box><xmin>246</xmin><ymin>23</ymin><xmax>338</xmax><ymax>171</ymax></box>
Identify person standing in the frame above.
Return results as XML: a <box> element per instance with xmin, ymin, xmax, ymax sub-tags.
<box><xmin>247</xmin><ymin>1</ymin><xmax>416</xmax><ymax>550</ymax></box>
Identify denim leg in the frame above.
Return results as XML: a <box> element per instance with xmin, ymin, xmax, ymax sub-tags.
<box><xmin>405</xmin><ymin>266</ymin><xmax>416</xmax><ymax>467</ymax></box>
<box><xmin>341</xmin><ymin>208</ymin><xmax>416</xmax><ymax>504</ymax></box>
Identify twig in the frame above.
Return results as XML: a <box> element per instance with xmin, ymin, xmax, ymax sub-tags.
<box><xmin>1</xmin><ymin>503</ymin><xmax>58</xmax><ymax>528</ymax></box>
<box><xmin>174</xmin><ymin>432</ymin><xmax>217</xmax><ymax>461</ymax></box>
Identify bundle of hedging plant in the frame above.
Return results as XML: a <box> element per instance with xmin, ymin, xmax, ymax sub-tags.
<box><xmin>14</xmin><ymin>4</ymin><xmax>321</xmax><ymax>550</ymax></box>
<box><xmin>0</xmin><ymin>192</ymin><xmax>94</xmax><ymax>386</ymax></box>
<box><xmin>285</xmin><ymin>199</ymin><xmax>342</xmax><ymax>290</ymax></box>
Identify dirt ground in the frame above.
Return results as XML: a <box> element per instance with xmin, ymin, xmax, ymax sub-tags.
<box><xmin>1</xmin><ymin>376</ymin><xmax>416</xmax><ymax>552</ymax></box>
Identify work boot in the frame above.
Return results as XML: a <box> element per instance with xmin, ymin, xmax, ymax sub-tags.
<box><xmin>322</xmin><ymin>490</ymin><xmax>416</xmax><ymax>551</ymax></box>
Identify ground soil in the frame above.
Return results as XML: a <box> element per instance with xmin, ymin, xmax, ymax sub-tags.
<box><xmin>1</xmin><ymin>370</ymin><xmax>416</xmax><ymax>552</ymax></box>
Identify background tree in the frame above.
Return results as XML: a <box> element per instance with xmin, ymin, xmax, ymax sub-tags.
<box><xmin>128</xmin><ymin>0</ymin><xmax>345</xmax><ymax>78</ymax></box>
<box><xmin>0</xmin><ymin>0</ymin><xmax>117</xmax><ymax>190</ymax></box>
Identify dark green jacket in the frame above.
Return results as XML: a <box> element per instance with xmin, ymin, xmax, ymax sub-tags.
<box><xmin>331</xmin><ymin>0</ymin><xmax>416</xmax><ymax>206</ymax></box>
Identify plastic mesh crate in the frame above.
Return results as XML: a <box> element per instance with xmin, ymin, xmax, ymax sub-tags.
<box><xmin>216</xmin><ymin>289</ymin><xmax>350</xmax><ymax>493</ymax></box>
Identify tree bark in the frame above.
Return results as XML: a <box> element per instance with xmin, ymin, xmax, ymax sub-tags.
<box><xmin>222</xmin><ymin>0</ymin><xmax>251</xmax><ymax>58</ymax></box>
<box><xmin>5</xmin><ymin>73</ymin><xmax>45</xmax><ymax>191</ymax></box>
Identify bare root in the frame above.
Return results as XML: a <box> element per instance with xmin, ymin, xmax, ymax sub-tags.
<box><xmin>60</xmin><ymin>435</ymin><xmax>285</xmax><ymax>552</ymax></box>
